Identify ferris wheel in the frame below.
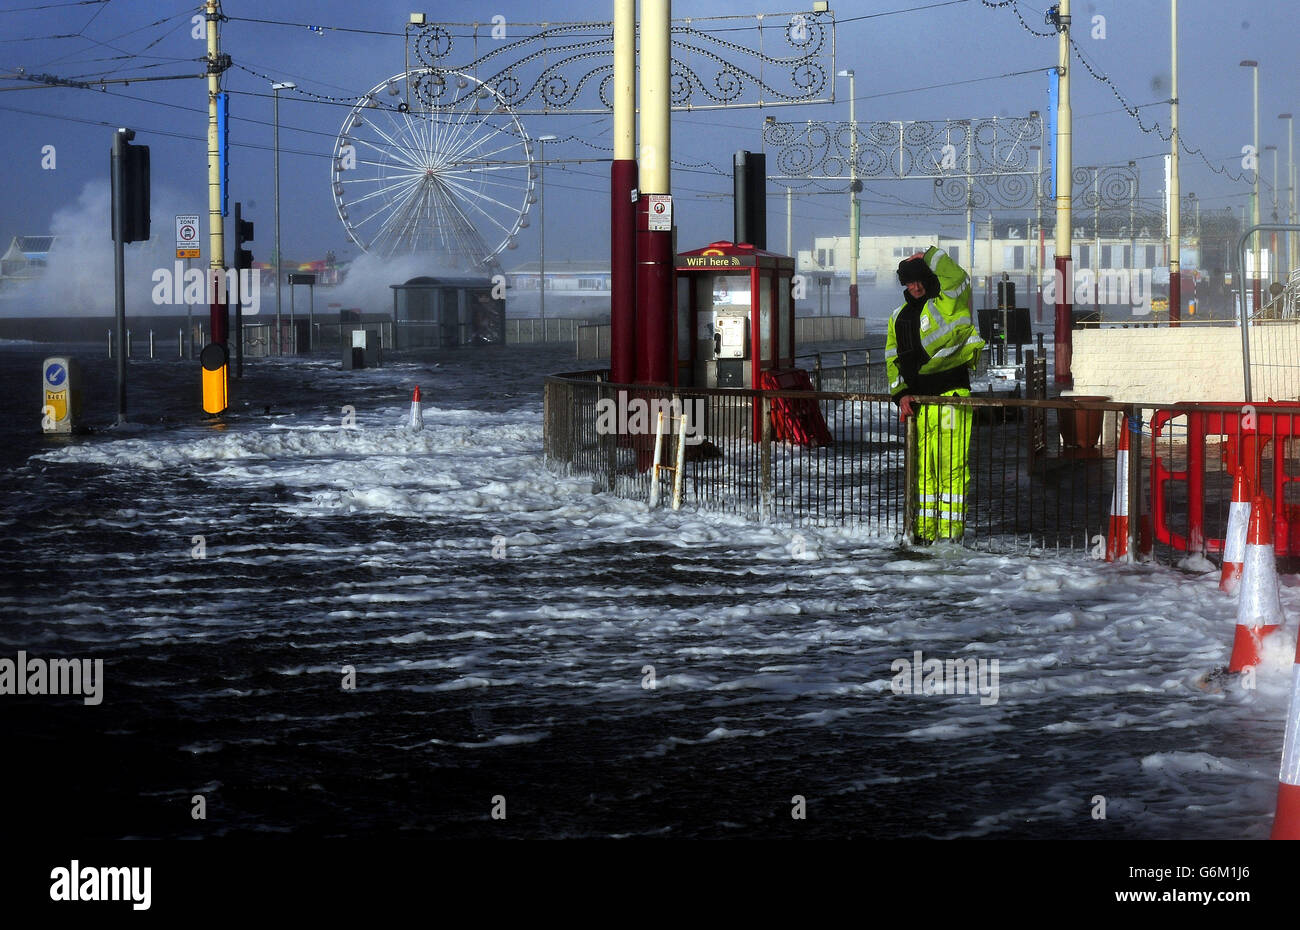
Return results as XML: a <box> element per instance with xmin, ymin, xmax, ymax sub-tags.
<box><xmin>331</xmin><ymin>69</ymin><xmax>537</xmax><ymax>271</ymax></box>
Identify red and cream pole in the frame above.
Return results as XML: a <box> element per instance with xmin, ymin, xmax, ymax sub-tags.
<box><xmin>1168</xmin><ymin>0</ymin><xmax>1181</xmax><ymax>326</ymax></box>
<box><xmin>1053</xmin><ymin>0</ymin><xmax>1073</xmax><ymax>385</ymax></box>
<box><xmin>610</xmin><ymin>0</ymin><xmax>637</xmax><ymax>385</ymax></box>
<box><xmin>205</xmin><ymin>0</ymin><xmax>226</xmax><ymax>348</ymax></box>
<box><xmin>635</xmin><ymin>0</ymin><xmax>673</xmax><ymax>385</ymax></box>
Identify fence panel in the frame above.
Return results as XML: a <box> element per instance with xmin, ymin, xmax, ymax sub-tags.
<box><xmin>545</xmin><ymin>373</ymin><xmax>1154</xmax><ymax>558</ymax></box>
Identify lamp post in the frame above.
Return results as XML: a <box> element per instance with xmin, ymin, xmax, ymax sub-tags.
<box><xmin>1031</xmin><ymin>143</ymin><xmax>1042</xmax><ymax>321</ymax></box>
<box><xmin>272</xmin><ymin>81</ymin><xmax>295</xmax><ymax>356</ymax></box>
<box><xmin>536</xmin><ymin>134</ymin><xmax>557</xmax><ymax>325</ymax></box>
<box><xmin>837</xmin><ymin>68</ymin><xmax>859</xmax><ymax>318</ymax></box>
<box><xmin>1282</xmin><ymin>113</ymin><xmax>1295</xmax><ymax>276</ymax></box>
<box><xmin>1240</xmin><ymin>60</ymin><xmax>1259</xmax><ymax>316</ymax></box>
<box><xmin>1267</xmin><ymin>142</ymin><xmax>1280</xmax><ymax>305</ymax></box>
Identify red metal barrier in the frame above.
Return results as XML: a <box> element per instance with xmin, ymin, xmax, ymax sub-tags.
<box><xmin>1151</xmin><ymin>402</ymin><xmax>1300</xmax><ymax>556</ymax></box>
<box><xmin>759</xmin><ymin>369</ymin><xmax>833</xmax><ymax>447</ymax></box>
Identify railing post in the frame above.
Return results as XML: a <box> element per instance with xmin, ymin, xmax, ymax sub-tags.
<box><xmin>107</xmin><ymin>330</ymin><xmax>113</xmax><ymax>358</ymax></box>
<box><xmin>760</xmin><ymin>394</ymin><xmax>773</xmax><ymax>521</ymax></box>
<box><xmin>649</xmin><ymin>410</ymin><xmax>666</xmax><ymax>509</ymax></box>
<box><xmin>814</xmin><ymin>352</ymin><xmax>822</xmax><ymax>391</ymax></box>
<box><xmin>1127</xmin><ymin>404</ymin><xmax>1143</xmax><ymax>562</ymax></box>
<box><xmin>149</xmin><ymin>329</ymin><xmax>155</xmax><ymax>359</ymax></box>
<box><xmin>606</xmin><ymin>386</ymin><xmax>618</xmax><ymax>492</ymax></box>
<box><xmin>904</xmin><ymin>411</ymin><xmax>917</xmax><ymax>542</ymax></box>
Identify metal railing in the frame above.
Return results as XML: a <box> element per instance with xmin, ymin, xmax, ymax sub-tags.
<box><xmin>506</xmin><ymin>318</ymin><xmax>583</xmax><ymax>344</ymax></box>
<box><xmin>793</xmin><ymin>315</ymin><xmax>867</xmax><ymax>344</ymax></box>
<box><xmin>574</xmin><ymin>316</ymin><xmax>872</xmax><ymax>360</ymax></box>
<box><xmin>241</xmin><ymin>321</ymin><xmax>393</xmax><ymax>358</ymax></box>
<box><xmin>545</xmin><ymin>370</ymin><xmax>1146</xmax><ymax>555</ymax></box>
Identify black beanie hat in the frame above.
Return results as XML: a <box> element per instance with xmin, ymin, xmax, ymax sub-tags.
<box><xmin>897</xmin><ymin>256</ymin><xmax>939</xmax><ymax>296</ymax></box>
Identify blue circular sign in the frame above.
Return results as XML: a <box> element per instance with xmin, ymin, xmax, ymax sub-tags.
<box><xmin>45</xmin><ymin>362</ymin><xmax>66</xmax><ymax>386</ymax></box>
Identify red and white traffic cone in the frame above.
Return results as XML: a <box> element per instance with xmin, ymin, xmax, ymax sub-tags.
<box><xmin>1272</xmin><ymin>651</ymin><xmax>1300</xmax><ymax>838</ymax></box>
<box><xmin>408</xmin><ymin>385</ymin><xmax>424</xmax><ymax>431</ymax></box>
<box><xmin>1220</xmin><ymin>469</ymin><xmax>1251</xmax><ymax>593</ymax></box>
<box><xmin>1106</xmin><ymin>421</ymin><xmax>1130</xmax><ymax>562</ymax></box>
<box><xmin>1228</xmin><ymin>495</ymin><xmax>1283</xmax><ymax>673</ymax></box>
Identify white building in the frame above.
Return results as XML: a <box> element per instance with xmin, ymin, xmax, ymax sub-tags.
<box><xmin>505</xmin><ymin>260</ymin><xmax>611</xmax><ymax>319</ymax></box>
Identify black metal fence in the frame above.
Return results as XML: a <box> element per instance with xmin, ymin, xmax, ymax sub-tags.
<box><xmin>545</xmin><ymin>370</ymin><xmax>1150</xmax><ymax>555</ymax></box>
<box><xmin>544</xmin><ymin>370</ymin><xmax>1300</xmax><ymax>565</ymax></box>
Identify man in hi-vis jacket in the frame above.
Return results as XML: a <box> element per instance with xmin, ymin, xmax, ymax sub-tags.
<box><xmin>885</xmin><ymin>247</ymin><xmax>985</xmax><ymax>543</ymax></box>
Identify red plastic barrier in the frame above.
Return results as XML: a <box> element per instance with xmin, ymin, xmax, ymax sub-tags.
<box><xmin>1151</xmin><ymin>402</ymin><xmax>1300</xmax><ymax>556</ymax></box>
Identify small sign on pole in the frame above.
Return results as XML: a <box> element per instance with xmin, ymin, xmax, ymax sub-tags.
<box><xmin>176</xmin><ymin>214</ymin><xmax>200</xmax><ymax>259</ymax></box>
<box><xmin>647</xmin><ymin>194</ymin><xmax>673</xmax><ymax>231</ymax></box>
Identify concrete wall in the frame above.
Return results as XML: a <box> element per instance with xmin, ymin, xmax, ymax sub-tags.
<box><xmin>1072</xmin><ymin>322</ymin><xmax>1300</xmax><ymax>404</ymax></box>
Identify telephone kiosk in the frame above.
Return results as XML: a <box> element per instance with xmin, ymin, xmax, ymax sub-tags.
<box><xmin>673</xmin><ymin>240</ymin><xmax>795</xmax><ymax>391</ymax></box>
<box><xmin>674</xmin><ymin>240</ymin><xmax>823</xmax><ymax>442</ymax></box>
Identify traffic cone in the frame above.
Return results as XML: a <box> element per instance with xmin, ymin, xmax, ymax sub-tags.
<box><xmin>1228</xmin><ymin>495</ymin><xmax>1283</xmax><ymax>673</ymax></box>
<box><xmin>408</xmin><ymin>385</ymin><xmax>424</xmax><ymax>431</ymax></box>
<box><xmin>1105</xmin><ymin>421</ymin><xmax>1131</xmax><ymax>561</ymax></box>
<box><xmin>1272</xmin><ymin>653</ymin><xmax>1300</xmax><ymax>838</ymax></box>
<box><xmin>1220</xmin><ymin>469</ymin><xmax>1251</xmax><ymax>593</ymax></box>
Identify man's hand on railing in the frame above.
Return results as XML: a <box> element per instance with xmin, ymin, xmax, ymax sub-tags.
<box><xmin>899</xmin><ymin>395</ymin><xmax>916</xmax><ymax>421</ymax></box>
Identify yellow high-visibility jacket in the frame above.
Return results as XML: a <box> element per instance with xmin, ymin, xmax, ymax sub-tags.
<box><xmin>885</xmin><ymin>246</ymin><xmax>984</xmax><ymax>398</ymax></box>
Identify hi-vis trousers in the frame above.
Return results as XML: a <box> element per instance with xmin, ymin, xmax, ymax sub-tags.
<box><xmin>916</xmin><ymin>388</ymin><xmax>972</xmax><ymax>541</ymax></box>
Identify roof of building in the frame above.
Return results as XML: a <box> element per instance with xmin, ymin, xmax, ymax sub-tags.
<box><xmin>506</xmin><ymin>260</ymin><xmax>610</xmax><ymax>275</ymax></box>
<box><xmin>3</xmin><ymin>235</ymin><xmax>55</xmax><ymax>261</ymax></box>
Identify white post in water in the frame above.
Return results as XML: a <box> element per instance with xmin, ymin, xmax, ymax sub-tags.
<box><xmin>671</xmin><ymin>407</ymin><xmax>687</xmax><ymax>510</ymax></box>
<box><xmin>107</xmin><ymin>330</ymin><xmax>113</xmax><ymax>358</ymax></box>
<box><xmin>149</xmin><ymin>329</ymin><xmax>155</xmax><ymax>359</ymax></box>
<box><xmin>649</xmin><ymin>410</ymin><xmax>666</xmax><ymax>509</ymax></box>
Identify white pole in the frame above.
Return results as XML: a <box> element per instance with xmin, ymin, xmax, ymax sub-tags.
<box><xmin>671</xmin><ymin>408</ymin><xmax>687</xmax><ymax>511</ymax></box>
<box><xmin>649</xmin><ymin>410</ymin><xmax>665</xmax><ymax>509</ymax></box>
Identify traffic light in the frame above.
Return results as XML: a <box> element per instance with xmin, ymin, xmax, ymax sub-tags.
<box><xmin>234</xmin><ymin>201</ymin><xmax>254</xmax><ymax>271</ymax></box>
<box><xmin>112</xmin><ymin>129</ymin><xmax>150</xmax><ymax>243</ymax></box>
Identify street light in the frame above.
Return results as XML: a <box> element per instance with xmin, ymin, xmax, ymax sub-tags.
<box><xmin>1284</xmin><ymin>113</ymin><xmax>1294</xmax><ymax>277</ymax></box>
<box><xmin>837</xmin><ymin>68</ymin><xmax>859</xmax><ymax>318</ymax></box>
<box><xmin>1030</xmin><ymin>143</ymin><xmax>1042</xmax><ymax>320</ymax></box>
<box><xmin>536</xmin><ymin>134</ymin><xmax>557</xmax><ymax>324</ymax></box>
<box><xmin>1267</xmin><ymin>142</ymin><xmax>1279</xmax><ymax>304</ymax></box>
<box><xmin>272</xmin><ymin>80</ymin><xmax>295</xmax><ymax>356</ymax></box>
<box><xmin>1267</xmin><ymin>144</ymin><xmax>1279</xmax><ymax>220</ymax></box>
<box><xmin>1240</xmin><ymin>60</ymin><xmax>1259</xmax><ymax>313</ymax></box>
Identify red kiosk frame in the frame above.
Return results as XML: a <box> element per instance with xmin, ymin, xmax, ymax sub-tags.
<box><xmin>673</xmin><ymin>240</ymin><xmax>795</xmax><ymax>392</ymax></box>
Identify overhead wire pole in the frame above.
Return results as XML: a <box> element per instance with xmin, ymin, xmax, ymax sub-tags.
<box><xmin>1168</xmin><ymin>0</ymin><xmax>1180</xmax><ymax>325</ymax></box>
<box><xmin>965</xmin><ymin>121</ymin><xmax>974</xmax><ymax>309</ymax></box>
<box><xmin>205</xmin><ymin>0</ymin><xmax>229</xmax><ymax>403</ymax></box>
<box><xmin>1053</xmin><ymin>0</ymin><xmax>1074</xmax><ymax>385</ymax></box>
<box><xmin>273</xmin><ymin>81</ymin><xmax>294</xmax><ymax>356</ymax></box>
<box><xmin>1285</xmin><ymin>112</ymin><xmax>1296</xmax><ymax>276</ymax></box>
<box><xmin>1241</xmin><ymin>59</ymin><xmax>1260</xmax><ymax>317</ymax></box>
<box><xmin>840</xmin><ymin>69</ymin><xmax>859</xmax><ymax>318</ymax></box>
<box><xmin>610</xmin><ymin>0</ymin><xmax>637</xmax><ymax>385</ymax></box>
<box><xmin>635</xmin><ymin>0</ymin><xmax>672</xmax><ymax>384</ymax></box>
